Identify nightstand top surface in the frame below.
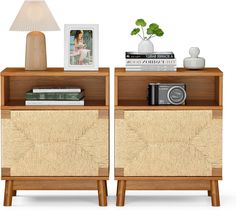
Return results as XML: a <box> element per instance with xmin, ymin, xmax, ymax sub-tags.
<box><xmin>115</xmin><ymin>67</ymin><xmax>223</xmax><ymax>76</ymax></box>
<box><xmin>1</xmin><ymin>67</ymin><xmax>109</xmax><ymax>76</ymax></box>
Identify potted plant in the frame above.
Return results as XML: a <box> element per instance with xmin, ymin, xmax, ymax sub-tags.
<box><xmin>131</xmin><ymin>19</ymin><xmax>164</xmax><ymax>52</ymax></box>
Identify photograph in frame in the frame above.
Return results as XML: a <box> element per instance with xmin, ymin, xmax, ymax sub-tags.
<box><xmin>64</xmin><ymin>24</ymin><xmax>99</xmax><ymax>71</ymax></box>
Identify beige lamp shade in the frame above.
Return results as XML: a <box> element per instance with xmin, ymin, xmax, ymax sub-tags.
<box><xmin>10</xmin><ymin>0</ymin><xmax>60</xmax><ymax>31</ymax></box>
<box><xmin>10</xmin><ymin>0</ymin><xmax>59</xmax><ymax>70</ymax></box>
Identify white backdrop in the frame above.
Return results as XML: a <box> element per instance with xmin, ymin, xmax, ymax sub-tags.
<box><xmin>0</xmin><ymin>0</ymin><xmax>236</xmax><ymax>209</ymax></box>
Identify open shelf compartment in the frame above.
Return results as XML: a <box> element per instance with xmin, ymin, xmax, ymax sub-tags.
<box><xmin>1</xmin><ymin>68</ymin><xmax>109</xmax><ymax>110</ymax></box>
<box><xmin>115</xmin><ymin>68</ymin><xmax>222</xmax><ymax>110</ymax></box>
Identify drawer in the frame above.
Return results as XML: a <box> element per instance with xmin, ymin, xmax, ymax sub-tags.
<box><xmin>1</xmin><ymin>110</ymin><xmax>108</xmax><ymax>177</ymax></box>
<box><xmin>115</xmin><ymin>110</ymin><xmax>222</xmax><ymax>177</ymax></box>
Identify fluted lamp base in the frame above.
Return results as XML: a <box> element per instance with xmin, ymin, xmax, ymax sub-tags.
<box><xmin>25</xmin><ymin>31</ymin><xmax>47</xmax><ymax>70</ymax></box>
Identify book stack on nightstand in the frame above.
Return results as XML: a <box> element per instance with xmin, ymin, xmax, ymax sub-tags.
<box><xmin>25</xmin><ymin>87</ymin><xmax>85</xmax><ymax>105</ymax></box>
<box><xmin>125</xmin><ymin>51</ymin><xmax>176</xmax><ymax>71</ymax></box>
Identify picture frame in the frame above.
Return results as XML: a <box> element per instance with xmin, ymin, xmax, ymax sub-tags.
<box><xmin>64</xmin><ymin>24</ymin><xmax>99</xmax><ymax>71</ymax></box>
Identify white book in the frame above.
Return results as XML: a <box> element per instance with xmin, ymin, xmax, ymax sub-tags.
<box><xmin>126</xmin><ymin>59</ymin><xmax>176</xmax><ymax>66</ymax></box>
<box><xmin>33</xmin><ymin>87</ymin><xmax>82</xmax><ymax>93</ymax></box>
<box><xmin>126</xmin><ymin>66</ymin><xmax>177</xmax><ymax>72</ymax></box>
<box><xmin>25</xmin><ymin>100</ymin><xmax>84</xmax><ymax>106</ymax></box>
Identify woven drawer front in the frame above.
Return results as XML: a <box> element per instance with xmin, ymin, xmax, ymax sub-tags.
<box><xmin>115</xmin><ymin>110</ymin><xmax>222</xmax><ymax>176</ymax></box>
<box><xmin>2</xmin><ymin>110</ymin><xmax>108</xmax><ymax>176</ymax></box>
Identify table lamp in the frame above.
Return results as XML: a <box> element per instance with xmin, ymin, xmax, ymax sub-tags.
<box><xmin>10</xmin><ymin>0</ymin><xmax>60</xmax><ymax>70</ymax></box>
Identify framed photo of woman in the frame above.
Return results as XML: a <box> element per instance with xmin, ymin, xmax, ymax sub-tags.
<box><xmin>64</xmin><ymin>24</ymin><xmax>99</xmax><ymax>71</ymax></box>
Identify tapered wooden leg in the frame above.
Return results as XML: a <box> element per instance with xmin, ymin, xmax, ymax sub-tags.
<box><xmin>97</xmin><ymin>180</ymin><xmax>107</xmax><ymax>206</ymax></box>
<box><xmin>208</xmin><ymin>190</ymin><xmax>211</xmax><ymax>197</ymax></box>
<box><xmin>12</xmin><ymin>190</ymin><xmax>17</xmax><ymax>196</ymax></box>
<box><xmin>4</xmin><ymin>180</ymin><xmax>13</xmax><ymax>206</ymax></box>
<box><xmin>116</xmin><ymin>180</ymin><xmax>120</xmax><ymax>196</ymax></box>
<box><xmin>104</xmin><ymin>181</ymin><xmax>108</xmax><ymax>196</ymax></box>
<box><xmin>210</xmin><ymin>180</ymin><xmax>220</xmax><ymax>206</ymax></box>
<box><xmin>116</xmin><ymin>180</ymin><xmax>126</xmax><ymax>206</ymax></box>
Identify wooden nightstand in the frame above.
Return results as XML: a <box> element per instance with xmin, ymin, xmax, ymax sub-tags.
<box><xmin>1</xmin><ymin>68</ymin><xmax>109</xmax><ymax>206</ymax></box>
<box><xmin>115</xmin><ymin>68</ymin><xmax>223</xmax><ymax>206</ymax></box>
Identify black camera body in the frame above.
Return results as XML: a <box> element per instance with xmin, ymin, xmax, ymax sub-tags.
<box><xmin>148</xmin><ymin>83</ymin><xmax>187</xmax><ymax>105</ymax></box>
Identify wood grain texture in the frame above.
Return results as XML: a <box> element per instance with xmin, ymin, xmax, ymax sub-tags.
<box><xmin>1</xmin><ymin>76</ymin><xmax>9</xmax><ymax>106</ymax></box>
<box><xmin>117</xmin><ymin>76</ymin><xmax>217</xmax><ymax>102</ymax></box>
<box><xmin>4</xmin><ymin>180</ymin><xmax>13</xmax><ymax>206</ymax></box>
<box><xmin>115</xmin><ymin>68</ymin><xmax>223</xmax><ymax>76</ymax></box>
<box><xmin>212</xmin><ymin>168</ymin><xmax>222</xmax><ymax>176</ymax></box>
<box><xmin>98</xmin><ymin>168</ymin><xmax>109</xmax><ymax>176</ymax></box>
<box><xmin>2</xmin><ymin>176</ymin><xmax>108</xmax><ymax>181</ymax></box>
<box><xmin>13</xmin><ymin>180</ymin><xmax>98</xmax><ymax>190</ymax></box>
<box><xmin>2</xmin><ymin>110</ymin><xmax>108</xmax><ymax>176</ymax></box>
<box><xmin>25</xmin><ymin>32</ymin><xmax>47</xmax><ymax>70</ymax></box>
<box><xmin>1</xmin><ymin>68</ymin><xmax>109</xmax><ymax>76</ymax></box>
<box><xmin>8</xmin><ymin>76</ymin><xmax>106</xmax><ymax>101</ymax></box>
<box><xmin>1</xmin><ymin>168</ymin><xmax>10</xmax><ymax>176</ymax></box>
<box><xmin>97</xmin><ymin>180</ymin><xmax>107</xmax><ymax>206</ymax></box>
<box><xmin>116</xmin><ymin>180</ymin><xmax>126</xmax><ymax>206</ymax></box>
<box><xmin>115</xmin><ymin>110</ymin><xmax>222</xmax><ymax>176</ymax></box>
<box><xmin>115</xmin><ymin>176</ymin><xmax>222</xmax><ymax>181</ymax></box>
<box><xmin>125</xmin><ymin>180</ymin><xmax>210</xmax><ymax>190</ymax></box>
<box><xmin>1</xmin><ymin>110</ymin><xmax>11</xmax><ymax>119</ymax></box>
<box><xmin>211</xmin><ymin>180</ymin><xmax>220</xmax><ymax>206</ymax></box>
<box><xmin>115</xmin><ymin>168</ymin><xmax>124</xmax><ymax>176</ymax></box>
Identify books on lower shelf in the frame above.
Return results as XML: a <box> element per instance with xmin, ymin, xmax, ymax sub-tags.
<box><xmin>25</xmin><ymin>100</ymin><xmax>84</xmax><ymax>106</ymax></box>
<box><xmin>33</xmin><ymin>87</ymin><xmax>82</xmax><ymax>93</ymax></box>
<box><xmin>126</xmin><ymin>51</ymin><xmax>176</xmax><ymax>72</ymax></box>
<box><xmin>25</xmin><ymin>87</ymin><xmax>85</xmax><ymax>106</ymax></box>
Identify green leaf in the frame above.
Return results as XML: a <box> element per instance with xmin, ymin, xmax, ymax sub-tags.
<box><xmin>149</xmin><ymin>23</ymin><xmax>159</xmax><ymax>31</ymax></box>
<box><xmin>147</xmin><ymin>28</ymin><xmax>153</xmax><ymax>35</ymax></box>
<box><xmin>135</xmin><ymin>19</ymin><xmax>146</xmax><ymax>27</ymax></box>
<box><xmin>131</xmin><ymin>28</ymin><xmax>140</xmax><ymax>35</ymax></box>
<box><xmin>154</xmin><ymin>28</ymin><xmax>164</xmax><ymax>36</ymax></box>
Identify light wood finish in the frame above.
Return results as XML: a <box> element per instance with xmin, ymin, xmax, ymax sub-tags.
<box><xmin>1</xmin><ymin>68</ymin><xmax>109</xmax><ymax>109</ymax></box>
<box><xmin>116</xmin><ymin>100</ymin><xmax>222</xmax><ymax>110</ymax></box>
<box><xmin>115</xmin><ymin>76</ymin><xmax>118</xmax><ymax>106</ymax></box>
<box><xmin>1</xmin><ymin>67</ymin><xmax>109</xmax><ymax>76</ymax></box>
<box><xmin>13</xmin><ymin>180</ymin><xmax>98</xmax><ymax>190</ymax></box>
<box><xmin>1</xmin><ymin>110</ymin><xmax>11</xmax><ymax>119</ymax></box>
<box><xmin>2</xmin><ymin>110</ymin><xmax>108</xmax><ymax>176</ymax></box>
<box><xmin>2</xmin><ymin>176</ymin><xmax>108</xmax><ymax>181</ymax></box>
<box><xmin>106</xmin><ymin>75</ymin><xmax>109</xmax><ymax>106</ymax></box>
<box><xmin>4</xmin><ymin>180</ymin><xmax>13</xmax><ymax>206</ymax></box>
<box><xmin>116</xmin><ymin>180</ymin><xmax>126</xmax><ymax>206</ymax></box>
<box><xmin>115</xmin><ymin>110</ymin><xmax>222</xmax><ymax>176</ymax></box>
<box><xmin>115</xmin><ymin>67</ymin><xmax>223</xmax><ymax>76</ymax></box>
<box><xmin>1</xmin><ymin>100</ymin><xmax>108</xmax><ymax>110</ymax></box>
<box><xmin>1</xmin><ymin>68</ymin><xmax>110</xmax><ymax>206</ymax></box>
<box><xmin>114</xmin><ymin>67</ymin><xmax>223</xmax><ymax>206</ymax></box>
<box><xmin>125</xmin><ymin>180</ymin><xmax>210</xmax><ymax>190</ymax></box>
<box><xmin>115</xmin><ymin>176</ymin><xmax>222</xmax><ymax>181</ymax></box>
<box><xmin>8</xmin><ymin>76</ymin><xmax>105</xmax><ymax>103</ymax></box>
<box><xmin>210</xmin><ymin>180</ymin><xmax>220</xmax><ymax>206</ymax></box>
<box><xmin>115</xmin><ymin>68</ymin><xmax>223</xmax><ymax>109</ymax></box>
<box><xmin>215</xmin><ymin>76</ymin><xmax>223</xmax><ymax>106</ymax></box>
<box><xmin>97</xmin><ymin>180</ymin><xmax>107</xmax><ymax>206</ymax></box>
<box><xmin>1</xmin><ymin>76</ymin><xmax>9</xmax><ymax>106</ymax></box>
<box><xmin>1</xmin><ymin>167</ymin><xmax>10</xmax><ymax>176</ymax></box>
<box><xmin>25</xmin><ymin>32</ymin><xmax>47</xmax><ymax>70</ymax></box>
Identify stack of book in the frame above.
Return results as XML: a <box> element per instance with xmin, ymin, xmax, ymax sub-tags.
<box><xmin>25</xmin><ymin>87</ymin><xmax>85</xmax><ymax>105</ymax></box>
<box><xmin>125</xmin><ymin>52</ymin><xmax>176</xmax><ymax>71</ymax></box>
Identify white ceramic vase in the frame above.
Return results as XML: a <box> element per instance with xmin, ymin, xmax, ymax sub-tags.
<box><xmin>138</xmin><ymin>39</ymin><xmax>154</xmax><ymax>53</ymax></box>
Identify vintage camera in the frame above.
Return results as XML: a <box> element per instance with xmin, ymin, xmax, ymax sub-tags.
<box><xmin>148</xmin><ymin>83</ymin><xmax>186</xmax><ymax>105</ymax></box>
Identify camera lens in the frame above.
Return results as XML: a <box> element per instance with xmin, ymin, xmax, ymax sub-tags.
<box><xmin>167</xmin><ymin>86</ymin><xmax>186</xmax><ymax>105</ymax></box>
<box><xmin>148</xmin><ymin>83</ymin><xmax>158</xmax><ymax>105</ymax></box>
